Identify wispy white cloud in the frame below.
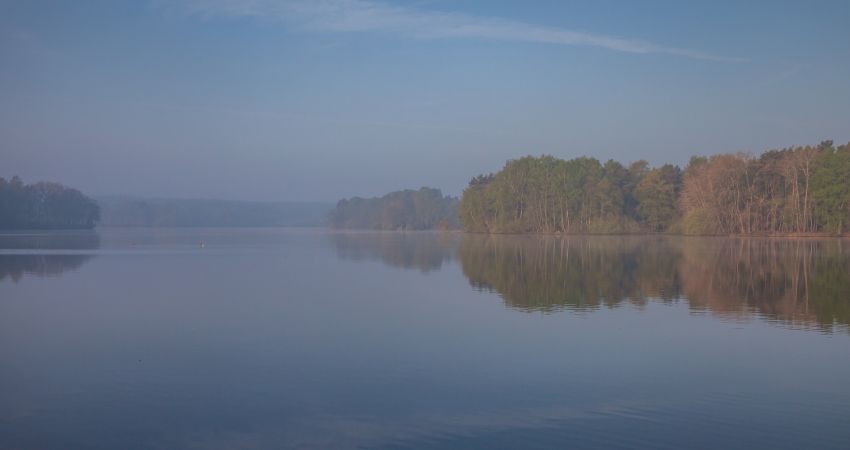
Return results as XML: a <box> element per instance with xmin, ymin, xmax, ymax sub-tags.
<box><xmin>176</xmin><ymin>0</ymin><xmax>746</xmax><ymax>62</ymax></box>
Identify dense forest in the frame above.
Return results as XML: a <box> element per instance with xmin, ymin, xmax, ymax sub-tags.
<box><xmin>0</xmin><ymin>176</ymin><xmax>100</xmax><ymax>229</ymax></box>
<box><xmin>330</xmin><ymin>187</ymin><xmax>459</xmax><ymax>230</ymax></box>
<box><xmin>98</xmin><ymin>197</ymin><xmax>331</xmax><ymax>227</ymax></box>
<box><xmin>459</xmin><ymin>140</ymin><xmax>850</xmax><ymax>235</ymax></box>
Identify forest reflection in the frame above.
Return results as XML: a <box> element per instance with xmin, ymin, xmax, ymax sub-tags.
<box><xmin>329</xmin><ymin>232</ymin><xmax>459</xmax><ymax>273</ymax></box>
<box><xmin>460</xmin><ymin>235</ymin><xmax>681</xmax><ymax>312</ymax></box>
<box><xmin>0</xmin><ymin>231</ymin><xmax>99</xmax><ymax>282</ymax></box>
<box><xmin>459</xmin><ymin>236</ymin><xmax>850</xmax><ymax>331</ymax></box>
<box><xmin>328</xmin><ymin>232</ymin><xmax>850</xmax><ymax>331</ymax></box>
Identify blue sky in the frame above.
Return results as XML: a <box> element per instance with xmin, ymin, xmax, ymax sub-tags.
<box><xmin>2</xmin><ymin>0</ymin><xmax>849</xmax><ymax>201</ymax></box>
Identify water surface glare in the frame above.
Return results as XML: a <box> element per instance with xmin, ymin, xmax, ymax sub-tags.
<box><xmin>1</xmin><ymin>229</ymin><xmax>849</xmax><ymax>449</ymax></box>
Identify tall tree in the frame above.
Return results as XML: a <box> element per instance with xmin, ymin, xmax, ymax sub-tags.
<box><xmin>635</xmin><ymin>165</ymin><xmax>681</xmax><ymax>231</ymax></box>
<box><xmin>811</xmin><ymin>144</ymin><xmax>850</xmax><ymax>233</ymax></box>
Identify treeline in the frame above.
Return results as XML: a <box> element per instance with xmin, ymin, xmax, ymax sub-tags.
<box><xmin>98</xmin><ymin>197</ymin><xmax>331</xmax><ymax>227</ymax></box>
<box><xmin>459</xmin><ymin>140</ymin><xmax>850</xmax><ymax>235</ymax></box>
<box><xmin>0</xmin><ymin>176</ymin><xmax>100</xmax><ymax>229</ymax></box>
<box><xmin>330</xmin><ymin>187</ymin><xmax>459</xmax><ymax>230</ymax></box>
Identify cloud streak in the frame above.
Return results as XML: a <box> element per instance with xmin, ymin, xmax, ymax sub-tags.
<box><xmin>179</xmin><ymin>0</ymin><xmax>746</xmax><ymax>62</ymax></box>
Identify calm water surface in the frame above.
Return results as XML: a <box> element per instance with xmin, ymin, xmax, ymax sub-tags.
<box><xmin>1</xmin><ymin>229</ymin><xmax>849</xmax><ymax>449</ymax></box>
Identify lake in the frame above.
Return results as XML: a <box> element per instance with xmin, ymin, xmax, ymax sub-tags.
<box><xmin>1</xmin><ymin>229</ymin><xmax>849</xmax><ymax>449</ymax></box>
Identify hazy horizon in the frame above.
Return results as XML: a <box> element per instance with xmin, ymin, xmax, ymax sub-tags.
<box><xmin>3</xmin><ymin>0</ymin><xmax>849</xmax><ymax>202</ymax></box>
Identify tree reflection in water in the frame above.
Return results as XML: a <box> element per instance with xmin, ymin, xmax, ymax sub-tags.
<box><xmin>459</xmin><ymin>236</ymin><xmax>850</xmax><ymax>331</ymax></box>
<box><xmin>329</xmin><ymin>231</ymin><xmax>459</xmax><ymax>273</ymax></box>
<box><xmin>0</xmin><ymin>231</ymin><xmax>99</xmax><ymax>282</ymax></box>
<box><xmin>329</xmin><ymin>232</ymin><xmax>850</xmax><ymax>331</ymax></box>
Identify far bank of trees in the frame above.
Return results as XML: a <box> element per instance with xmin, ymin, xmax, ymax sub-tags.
<box><xmin>0</xmin><ymin>176</ymin><xmax>100</xmax><ymax>229</ymax></box>
<box><xmin>459</xmin><ymin>140</ymin><xmax>850</xmax><ymax>235</ymax></box>
<box><xmin>330</xmin><ymin>187</ymin><xmax>459</xmax><ymax>230</ymax></box>
<box><xmin>98</xmin><ymin>198</ymin><xmax>331</xmax><ymax>227</ymax></box>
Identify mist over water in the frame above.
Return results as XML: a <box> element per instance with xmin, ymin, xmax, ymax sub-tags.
<box><xmin>2</xmin><ymin>229</ymin><xmax>849</xmax><ymax>449</ymax></box>
<box><xmin>4</xmin><ymin>2</ymin><xmax>850</xmax><ymax>448</ymax></box>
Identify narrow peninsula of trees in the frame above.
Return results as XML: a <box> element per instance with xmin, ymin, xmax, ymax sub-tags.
<box><xmin>459</xmin><ymin>140</ymin><xmax>850</xmax><ymax>235</ymax></box>
<box><xmin>0</xmin><ymin>176</ymin><xmax>100</xmax><ymax>230</ymax></box>
<box><xmin>331</xmin><ymin>187</ymin><xmax>459</xmax><ymax>230</ymax></box>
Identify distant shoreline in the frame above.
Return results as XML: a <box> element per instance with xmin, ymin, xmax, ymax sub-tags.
<box><xmin>452</xmin><ymin>230</ymin><xmax>850</xmax><ymax>238</ymax></box>
<box><xmin>4</xmin><ymin>226</ymin><xmax>848</xmax><ymax>239</ymax></box>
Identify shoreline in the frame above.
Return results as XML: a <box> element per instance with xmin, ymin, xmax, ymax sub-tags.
<box><xmin>3</xmin><ymin>226</ymin><xmax>849</xmax><ymax>239</ymax></box>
